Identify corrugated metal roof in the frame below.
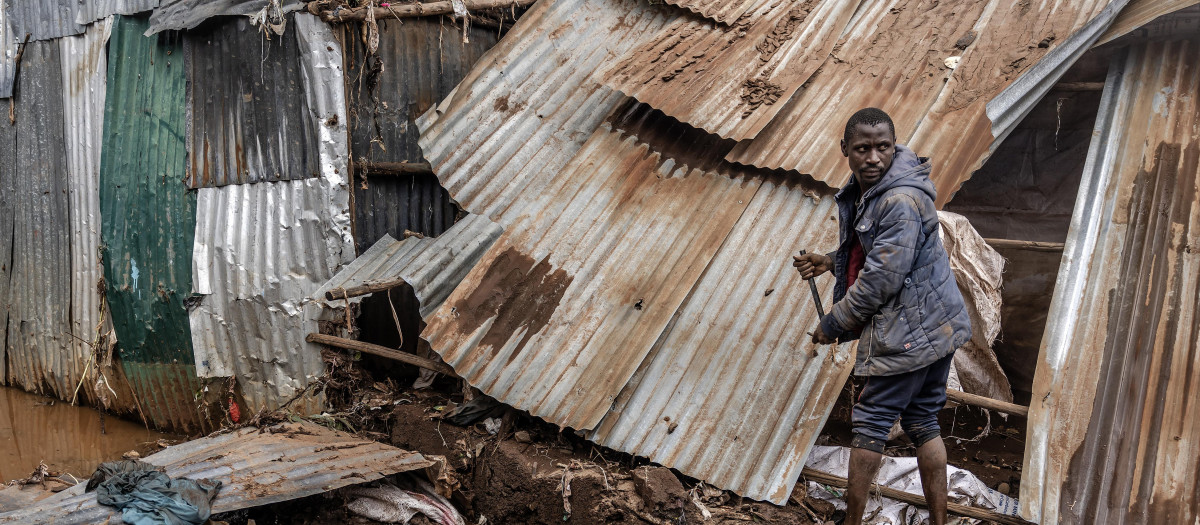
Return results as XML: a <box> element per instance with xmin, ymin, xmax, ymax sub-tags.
<box><xmin>725</xmin><ymin>0</ymin><xmax>1119</xmax><ymax>204</ymax></box>
<box><xmin>590</xmin><ymin>179</ymin><xmax>854</xmax><ymax>504</ymax></box>
<box><xmin>189</xmin><ymin>13</ymin><xmax>355</xmax><ymax>414</ymax></box>
<box><xmin>0</xmin><ymin>5</ymin><xmax>18</xmax><ymax>98</ymax></box>
<box><xmin>75</xmin><ymin>0</ymin><xmax>161</xmax><ymax>25</ymax></box>
<box><xmin>345</xmin><ymin>17</ymin><xmax>498</xmax><ymax>253</ymax></box>
<box><xmin>100</xmin><ymin>15</ymin><xmax>205</xmax><ymax>432</ymax></box>
<box><xmin>185</xmin><ymin>14</ymin><xmax>318</xmax><ymax>188</ymax></box>
<box><xmin>422</xmin><ymin>103</ymin><xmax>762</xmax><ymax>435</ymax></box>
<box><xmin>5</xmin><ymin>0</ymin><xmax>86</xmax><ymax>41</ymax></box>
<box><xmin>317</xmin><ymin>214</ymin><xmax>503</xmax><ymax>318</ymax></box>
<box><xmin>657</xmin><ymin>0</ymin><xmax>771</xmax><ymax>25</ymax></box>
<box><xmin>1021</xmin><ymin>38</ymin><xmax>1200</xmax><ymax>525</ymax></box>
<box><xmin>0</xmin><ymin>39</ymin><xmax>75</xmax><ymax>401</ymax></box>
<box><xmin>0</xmin><ymin>421</ymin><xmax>435</xmax><ymax>524</ymax></box>
<box><xmin>146</xmin><ymin>0</ymin><xmax>305</xmax><ymax>35</ymax></box>
<box><xmin>61</xmin><ymin>19</ymin><xmax>113</xmax><ymax>407</ymax></box>
<box><xmin>1096</xmin><ymin>0</ymin><xmax>1200</xmax><ymax>45</ymax></box>
<box><xmin>601</xmin><ymin>0</ymin><xmax>860</xmax><ymax>141</ymax></box>
<box><xmin>415</xmin><ymin>0</ymin><xmax>675</xmax><ymax>226</ymax></box>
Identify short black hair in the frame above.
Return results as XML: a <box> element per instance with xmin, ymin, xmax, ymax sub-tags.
<box><xmin>843</xmin><ymin>107</ymin><xmax>895</xmax><ymax>144</ymax></box>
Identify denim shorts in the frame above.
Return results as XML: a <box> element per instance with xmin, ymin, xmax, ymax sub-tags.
<box><xmin>850</xmin><ymin>352</ymin><xmax>954</xmax><ymax>453</ymax></box>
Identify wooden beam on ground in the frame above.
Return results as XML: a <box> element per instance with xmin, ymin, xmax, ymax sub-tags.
<box><xmin>319</xmin><ymin>0</ymin><xmax>537</xmax><ymax>23</ymax></box>
<box><xmin>356</xmin><ymin>161</ymin><xmax>435</xmax><ymax>177</ymax></box>
<box><xmin>800</xmin><ymin>467</ymin><xmax>1033</xmax><ymax>525</ymax></box>
<box><xmin>1052</xmin><ymin>81</ymin><xmax>1105</xmax><ymax>91</ymax></box>
<box><xmin>947</xmin><ymin>389</ymin><xmax>1029</xmax><ymax>418</ymax></box>
<box><xmin>325</xmin><ymin>278</ymin><xmax>408</xmax><ymax>301</ymax></box>
<box><xmin>983</xmin><ymin>238</ymin><xmax>1066</xmax><ymax>252</ymax></box>
<box><xmin>307</xmin><ymin>333</ymin><xmax>458</xmax><ymax>377</ymax></box>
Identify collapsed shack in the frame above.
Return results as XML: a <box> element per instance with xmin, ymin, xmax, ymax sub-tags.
<box><xmin>0</xmin><ymin>0</ymin><xmax>1195</xmax><ymax>523</ymax></box>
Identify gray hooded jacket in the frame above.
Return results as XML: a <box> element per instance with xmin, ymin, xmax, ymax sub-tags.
<box><xmin>819</xmin><ymin>145</ymin><xmax>972</xmax><ymax>376</ymax></box>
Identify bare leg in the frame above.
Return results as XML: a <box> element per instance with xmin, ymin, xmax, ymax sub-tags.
<box><xmin>845</xmin><ymin>447</ymin><xmax>883</xmax><ymax>525</ymax></box>
<box><xmin>915</xmin><ymin>436</ymin><xmax>948</xmax><ymax>525</ymax></box>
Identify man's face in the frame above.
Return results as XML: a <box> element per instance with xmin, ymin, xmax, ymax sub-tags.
<box><xmin>840</xmin><ymin>123</ymin><xmax>895</xmax><ymax>191</ymax></box>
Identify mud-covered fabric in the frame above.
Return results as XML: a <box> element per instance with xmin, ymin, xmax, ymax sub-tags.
<box><xmin>89</xmin><ymin>460</ymin><xmax>220</xmax><ymax>525</ymax></box>
<box><xmin>820</xmin><ymin>144</ymin><xmax>972</xmax><ymax>376</ymax></box>
<box><xmin>851</xmin><ymin>352</ymin><xmax>954</xmax><ymax>452</ymax></box>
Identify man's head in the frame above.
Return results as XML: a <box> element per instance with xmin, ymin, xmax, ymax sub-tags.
<box><xmin>840</xmin><ymin>107</ymin><xmax>896</xmax><ymax>192</ymax></box>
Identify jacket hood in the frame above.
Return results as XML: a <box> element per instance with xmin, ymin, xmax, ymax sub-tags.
<box><xmin>836</xmin><ymin>144</ymin><xmax>935</xmax><ymax>203</ymax></box>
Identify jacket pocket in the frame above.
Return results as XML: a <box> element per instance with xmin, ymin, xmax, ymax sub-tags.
<box><xmin>869</xmin><ymin>300</ymin><xmax>913</xmax><ymax>358</ymax></box>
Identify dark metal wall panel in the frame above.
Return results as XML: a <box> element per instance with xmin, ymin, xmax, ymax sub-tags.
<box><xmin>345</xmin><ymin>18</ymin><xmax>498</xmax><ymax>253</ymax></box>
<box><xmin>100</xmin><ymin>15</ymin><xmax>206</xmax><ymax>432</ymax></box>
<box><xmin>185</xmin><ymin>14</ymin><xmax>318</xmax><ymax>188</ymax></box>
<box><xmin>5</xmin><ymin>0</ymin><xmax>86</xmax><ymax>41</ymax></box>
<box><xmin>147</xmin><ymin>0</ymin><xmax>304</xmax><ymax>34</ymax></box>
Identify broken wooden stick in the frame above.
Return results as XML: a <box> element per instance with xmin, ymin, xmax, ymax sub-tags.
<box><xmin>320</xmin><ymin>0</ymin><xmax>537</xmax><ymax>23</ymax></box>
<box><xmin>800</xmin><ymin>467</ymin><xmax>1032</xmax><ymax>525</ymax></box>
<box><xmin>307</xmin><ymin>333</ymin><xmax>458</xmax><ymax>377</ymax></box>
<box><xmin>326</xmin><ymin>278</ymin><xmax>408</xmax><ymax>301</ymax></box>
<box><xmin>946</xmin><ymin>389</ymin><xmax>1028</xmax><ymax>418</ymax></box>
<box><xmin>356</xmin><ymin>161</ymin><xmax>435</xmax><ymax>176</ymax></box>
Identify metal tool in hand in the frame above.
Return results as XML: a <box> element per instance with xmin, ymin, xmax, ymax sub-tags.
<box><xmin>798</xmin><ymin>249</ymin><xmax>825</xmax><ymax>317</ymax></box>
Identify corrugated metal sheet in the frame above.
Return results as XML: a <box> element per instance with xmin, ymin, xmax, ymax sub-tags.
<box><xmin>317</xmin><ymin>214</ymin><xmax>503</xmax><ymax>318</ymax></box>
<box><xmin>100</xmin><ymin>15</ymin><xmax>204</xmax><ymax>432</ymax></box>
<box><xmin>1096</xmin><ymin>0</ymin><xmax>1200</xmax><ymax>45</ymax></box>
<box><xmin>1021</xmin><ymin>39</ymin><xmax>1200</xmax><ymax>525</ymax></box>
<box><xmin>601</xmin><ymin>0</ymin><xmax>860</xmax><ymax>141</ymax></box>
<box><xmin>0</xmin><ymin>421</ymin><xmax>435</xmax><ymax>524</ymax></box>
<box><xmin>422</xmin><ymin>104</ymin><xmax>762</xmax><ymax>437</ymax></box>
<box><xmin>60</xmin><ymin>19</ymin><xmax>113</xmax><ymax>406</ymax></box>
<box><xmin>146</xmin><ymin>0</ymin><xmax>304</xmax><ymax>35</ymax></box>
<box><xmin>185</xmin><ymin>14</ymin><xmax>318</xmax><ymax>189</ymax></box>
<box><xmin>0</xmin><ymin>5</ymin><xmax>18</xmax><ymax>98</ymax></box>
<box><xmin>591</xmin><ymin>180</ymin><xmax>855</xmax><ymax>504</ymax></box>
<box><xmin>415</xmin><ymin>0</ymin><xmax>675</xmax><ymax>227</ymax></box>
<box><xmin>75</xmin><ymin>0</ymin><xmax>161</xmax><ymax>25</ymax></box>
<box><xmin>189</xmin><ymin>13</ymin><xmax>354</xmax><ymax>414</ymax></box>
<box><xmin>345</xmin><ymin>17</ymin><xmax>498</xmax><ymax>253</ymax></box>
<box><xmin>657</xmin><ymin>0</ymin><xmax>771</xmax><ymax>25</ymax></box>
<box><xmin>5</xmin><ymin>0</ymin><xmax>86</xmax><ymax>41</ymax></box>
<box><xmin>0</xmin><ymin>40</ymin><xmax>75</xmax><ymax>399</ymax></box>
<box><xmin>725</xmin><ymin>0</ymin><xmax>1120</xmax><ymax>205</ymax></box>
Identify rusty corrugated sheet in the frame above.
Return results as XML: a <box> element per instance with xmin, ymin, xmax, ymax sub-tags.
<box><xmin>317</xmin><ymin>214</ymin><xmax>503</xmax><ymax>319</ymax></box>
<box><xmin>725</xmin><ymin>0</ymin><xmax>1119</xmax><ymax>205</ymax></box>
<box><xmin>185</xmin><ymin>14</ymin><xmax>318</xmax><ymax>188</ymax></box>
<box><xmin>345</xmin><ymin>17</ymin><xmax>499</xmax><ymax>254</ymax></box>
<box><xmin>75</xmin><ymin>0</ymin><xmax>160</xmax><ymax>25</ymax></box>
<box><xmin>422</xmin><ymin>104</ymin><xmax>762</xmax><ymax>434</ymax></box>
<box><xmin>591</xmin><ymin>179</ymin><xmax>854</xmax><ymax>504</ymax></box>
<box><xmin>1096</xmin><ymin>0</ymin><xmax>1200</xmax><ymax>45</ymax></box>
<box><xmin>0</xmin><ymin>40</ymin><xmax>75</xmax><ymax>400</ymax></box>
<box><xmin>657</xmin><ymin>0</ymin><xmax>771</xmax><ymax>25</ymax></box>
<box><xmin>601</xmin><ymin>0</ymin><xmax>860</xmax><ymax>141</ymax></box>
<box><xmin>0</xmin><ymin>421</ymin><xmax>435</xmax><ymax>524</ymax></box>
<box><xmin>1021</xmin><ymin>38</ymin><xmax>1200</xmax><ymax>525</ymax></box>
<box><xmin>415</xmin><ymin>0</ymin><xmax>674</xmax><ymax>226</ymax></box>
<box><xmin>189</xmin><ymin>13</ymin><xmax>354</xmax><ymax>414</ymax></box>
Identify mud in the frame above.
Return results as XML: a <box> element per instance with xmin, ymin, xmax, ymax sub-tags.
<box><xmin>0</xmin><ymin>386</ymin><xmax>175</xmax><ymax>482</ymax></box>
<box><xmin>754</xmin><ymin>0</ymin><xmax>818</xmax><ymax>64</ymax></box>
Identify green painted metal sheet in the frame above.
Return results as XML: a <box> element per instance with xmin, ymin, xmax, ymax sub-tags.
<box><xmin>99</xmin><ymin>15</ymin><xmax>206</xmax><ymax>431</ymax></box>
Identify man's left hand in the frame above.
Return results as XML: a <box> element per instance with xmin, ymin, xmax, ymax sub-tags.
<box><xmin>811</xmin><ymin>325</ymin><xmax>835</xmax><ymax>345</ymax></box>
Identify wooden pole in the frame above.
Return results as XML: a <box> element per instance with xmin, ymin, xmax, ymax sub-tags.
<box><xmin>322</xmin><ymin>0</ymin><xmax>538</xmax><ymax>23</ymax></box>
<box><xmin>307</xmin><ymin>333</ymin><xmax>458</xmax><ymax>376</ymax></box>
<box><xmin>800</xmin><ymin>467</ymin><xmax>1032</xmax><ymax>525</ymax></box>
<box><xmin>326</xmin><ymin>278</ymin><xmax>408</xmax><ymax>301</ymax></box>
<box><xmin>983</xmin><ymin>238</ymin><xmax>1065</xmax><ymax>252</ymax></box>
<box><xmin>946</xmin><ymin>389</ymin><xmax>1028</xmax><ymax>418</ymax></box>
<box><xmin>356</xmin><ymin>161</ymin><xmax>435</xmax><ymax>177</ymax></box>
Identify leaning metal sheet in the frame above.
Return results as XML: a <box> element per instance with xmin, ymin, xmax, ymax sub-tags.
<box><xmin>415</xmin><ymin>0</ymin><xmax>674</xmax><ymax>227</ymax></box>
<box><xmin>1021</xmin><ymin>40</ymin><xmax>1200</xmax><ymax>525</ymax></box>
<box><xmin>601</xmin><ymin>0</ymin><xmax>860</xmax><ymax>141</ymax></box>
<box><xmin>422</xmin><ymin>107</ymin><xmax>762</xmax><ymax>434</ymax></box>
<box><xmin>591</xmin><ymin>180</ymin><xmax>854</xmax><ymax>504</ymax></box>
<box><xmin>726</xmin><ymin>0</ymin><xmax>1115</xmax><ymax>203</ymax></box>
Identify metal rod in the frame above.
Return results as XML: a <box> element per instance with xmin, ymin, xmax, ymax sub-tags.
<box><xmin>798</xmin><ymin>250</ymin><xmax>825</xmax><ymax>318</ymax></box>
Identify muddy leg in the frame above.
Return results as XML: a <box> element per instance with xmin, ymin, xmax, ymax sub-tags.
<box><xmin>845</xmin><ymin>446</ymin><xmax>883</xmax><ymax>525</ymax></box>
<box><xmin>915</xmin><ymin>436</ymin><xmax>948</xmax><ymax>525</ymax></box>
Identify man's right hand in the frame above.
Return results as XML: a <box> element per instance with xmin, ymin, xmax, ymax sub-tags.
<box><xmin>793</xmin><ymin>252</ymin><xmax>832</xmax><ymax>280</ymax></box>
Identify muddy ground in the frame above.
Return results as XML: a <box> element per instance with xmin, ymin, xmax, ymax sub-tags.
<box><xmin>206</xmin><ymin>350</ymin><xmax>1022</xmax><ymax>525</ymax></box>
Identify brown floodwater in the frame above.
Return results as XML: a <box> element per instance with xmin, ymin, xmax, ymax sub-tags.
<box><xmin>0</xmin><ymin>386</ymin><xmax>177</xmax><ymax>481</ymax></box>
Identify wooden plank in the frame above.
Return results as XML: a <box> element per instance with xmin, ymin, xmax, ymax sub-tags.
<box><xmin>947</xmin><ymin>389</ymin><xmax>1029</xmax><ymax>418</ymax></box>
<box><xmin>321</xmin><ymin>0</ymin><xmax>537</xmax><ymax>22</ymax></box>
<box><xmin>800</xmin><ymin>468</ymin><xmax>1032</xmax><ymax>525</ymax></box>
<box><xmin>983</xmin><ymin>238</ymin><xmax>1065</xmax><ymax>252</ymax></box>
<box><xmin>307</xmin><ymin>333</ymin><xmax>458</xmax><ymax>376</ymax></box>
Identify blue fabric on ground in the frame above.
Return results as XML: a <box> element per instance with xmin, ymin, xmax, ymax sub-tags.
<box><xmin>89</xmin><ymin>460</ymin><xmax>220</xmax><ymax>525</ymax></box>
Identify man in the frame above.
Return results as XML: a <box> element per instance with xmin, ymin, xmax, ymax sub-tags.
<box><xmin>793</xmin><ymin>107</ymin><xmax>971</xmax><ymax>525</ymax></box>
